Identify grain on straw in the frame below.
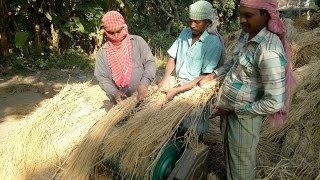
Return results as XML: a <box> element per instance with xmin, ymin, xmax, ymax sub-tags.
<box><xmin>256</xmin><ymin>158</ymin><xmax>317</xmax><ymax>180</ymax></box>
<box><xmin>60</xmin><ymin>92</ymin><xmax>140</xmax><ymax>180</ymax></box>
<box><xmin>291</xmin><ymin>29</ymin><xmax>320</xmax><ymax>68</ymax></box>
<box><xmin>0</xmin><ymin>82</ymin><xmax>106</xmax><ymax>179</ymax></box>
<box><xmin>257</xmin><ymin>56</ymin><xmax>320</xmax><ymax>179</ymax></box>
<box><xmin>99</xmin><ymin>81</ymin><xmax>219</xmax><ymax>179</ymax></box>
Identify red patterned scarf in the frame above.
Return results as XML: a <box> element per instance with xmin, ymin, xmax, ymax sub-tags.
<box><xmin>240</xmin><ymin>0</ymin><xmax>296</xmax><ymax>126</ymax></box>
<box><xmin>102</xmin><ymin>11</ymin><xmax>132</xmax><ymax>87</ymax></box>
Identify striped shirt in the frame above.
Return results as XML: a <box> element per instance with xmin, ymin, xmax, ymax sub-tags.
<box><xmin>215</xmin><ymin>28</ymin><xmax>286</xmax><ymax>117</ymax></box>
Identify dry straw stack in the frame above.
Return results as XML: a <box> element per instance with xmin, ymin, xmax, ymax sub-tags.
<box><xmin>291</xmin><ymin>28</ymin><xmax>320</xmax><ymax>68</ymax></box>
<box><xmin>104</xmin><ymin>82</ymin><xmax>218</xmax><ymax>179</ymax></box>
<box><xmin>62</xmin><ymin>81</ymin><xmax>219</xmax><ymax>179</ymax></box>
<box><xmin>256</xmin><ymin>59</ymin><xmax>320</xmax><ymax>179</ymax></box>
<box><xmin>258</xmin><ymin>28</ymin><xmax>320</xmax><ymax>179</ymax></box>
<box><xmin>0</xmin><ymin>82</ymin><xmax>106</xmax><ymax>179</ymax></box>
<box><xmin>60</xmin><ymin>93</ymin><xmax>139</xmax><ymax>180</ymax></box>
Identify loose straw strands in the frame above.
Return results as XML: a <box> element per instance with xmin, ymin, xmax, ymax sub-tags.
<box><xmin>102</xmin><ymin>91</ymin><xmax>167</xmax><ymax>159</ymax></box>
<box><xmin>101</xmin><ymin>91</ymin><xmax>168</xmax><ymax>179</ymax></box>
<box><xmin>257</xmin><ymin>60</ymin><xmax>320</xmax><ymax>179</ymax></box>
<box><xmin>256</xmin><ymin>158</ymin><xmax>318</xmax><ymax>180</ymax></box>
<box><xmin>291</xmin><ymin>29</ymin><xmax>320</xmax><ymax>68</ymax></box>
<box><xmin>260</xmin><ymin>60</ymin><xmax>320</xmax><ymax>142</ymax></box>
<box><xmin>100</xmin><ymin>81</ymin><xmax>219</xmax><ymax>179</ymax></box>
<box><xmin>60</xmin><ymin>93</ymin><xmax>140</xmax><ymax>180</ymax></box>
<box><xmin>0</xmin><ymin>82</ymin><xmax>105</xmax><ymax>179</ymax></box>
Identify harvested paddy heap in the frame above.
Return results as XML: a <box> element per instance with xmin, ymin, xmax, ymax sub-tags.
<box><xmin>0</xmin><ymin>24</ymin><xmax>319</xmax><ymax>180</ymax></box>
<box><xmin>0</xmin><ymin>80</ymin><xmax>220</xmax><ymax>179</ymax></box>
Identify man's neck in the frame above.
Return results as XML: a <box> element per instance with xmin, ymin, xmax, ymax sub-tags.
<box><xmin>191</xmin><ymin>33</ymin><xmax>201</xmax><ymax>45</ymax></box>
<box><xmin>248</xmin><ymin>33</ymin><xmax>257</xmax><ymax>40</ymax></box>
<box><xmin>248</xmin><ymin>26</ymin><xmax>267</xmax><ymax>40</ymax></box>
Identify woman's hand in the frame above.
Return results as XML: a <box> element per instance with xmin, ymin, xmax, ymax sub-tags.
<box><xmin>115</xmin><ymin>91</ymin><xmax>127</xmax><ymax>104</ymax></box>
<box><xmin>137</xmin><ymin>84</ymin><xmax>148</xmax><ymax>101</ymax></box>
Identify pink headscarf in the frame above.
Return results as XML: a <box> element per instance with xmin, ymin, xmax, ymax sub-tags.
<box><xmin>102</xmin><ymin>11</ymin><xmax>132</xmax><ymax>88</ymax></box>
<box><xmin>240</xmin><ymin>0</ymin><xmax>296</xmax><ymax>126</ymax></box>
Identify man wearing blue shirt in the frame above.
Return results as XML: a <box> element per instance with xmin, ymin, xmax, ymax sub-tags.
<box><xmin>158</xmin><ymin>0</ymin><xmax>224</xmax><ymax>133</ymax></box>
<box><xmin>158</xmin><ymin>0</ymin><xmax>224</xmax><ymax>100</ymax></box>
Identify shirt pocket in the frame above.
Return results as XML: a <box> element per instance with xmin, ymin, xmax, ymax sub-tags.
<box><xmin>238</xmin><ymin>53</ymin><xmax>256</xmax><ymax>78</ymax></box>
<box><xmin>187</xmin><ymin>58</ymin><xmax>202</xmax><ymax>76</ymax></box>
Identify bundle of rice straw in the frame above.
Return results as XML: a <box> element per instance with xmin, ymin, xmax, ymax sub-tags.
<box><xmin>223</xmin><ymin>30</ymin><xmax>241</xmax><ymax>61</ymax></box>
<box><xmin>0</xmin><ymin>82</ymin><xmax>106</xmax><ymax>179</ymax></box>
<box><xmin>100</xmin><ymin>80</ymin><xmax>219</xmax><ymax>179</ymax></box>
<box><xmin>260</xmin><ymin>59</ymin><xmax>320</xmax><ymax>142</ymax></box>
<box><xmin>60</xmin><ymin>92</ymin><xmax>140</xmax><ymax>180</ymax></box>
<box><xmin>100</xmin><ymin>91</ymin><xmax>168</xmax><ymax>178</ymax></box>
<box><xmin>291</xmin><ymin>28</ymin><xmax>320</xmax><ymax>68</ymax></box>
<box><xmin>256</xmin><ymin>58</ymin><xmax>320</xmax><ymax>179</ymax></box>
<box><xmin>256</xmin><ymin>158</ymin><xmax>317</xmax><ymax>180</ymax></box>
<box><xmin>60</xmin><ymin>81</ymin><xmax>218</xmax><ymax>179</ymax></box>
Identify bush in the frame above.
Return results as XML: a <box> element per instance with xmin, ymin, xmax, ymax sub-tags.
<box><xmin>2</xmin><ymin>48</ymin><xmax>94</xmax><ymax>75</ymax></box>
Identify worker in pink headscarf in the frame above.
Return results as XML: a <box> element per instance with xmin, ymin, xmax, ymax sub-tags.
<box><xmin>94</xmin><ymin>11</ymin><xmax>156</xmax><ymax>105</ymax></box>
<box><xmin>199</xmin><ymin>0</ymin><xmax>295</xmax><ymax>179</ymax></box>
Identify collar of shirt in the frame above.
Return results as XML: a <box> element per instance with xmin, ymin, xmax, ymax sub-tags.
<box><xmin>235</xmin><ymin>27</ymin><xmax>269</xmax><ymax>55</ymax></box>
<box><xmin>248</xmin><ymin>27</ymin><xmax>268</xmax><ymax>44</ymax></box>
<box><xmin>187</xmin><ymin>28</ymin><xmax>210</xmax><ymax>46</ymax></box>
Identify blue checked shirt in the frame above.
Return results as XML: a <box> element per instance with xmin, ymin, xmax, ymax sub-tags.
<box><xmin>215</xmin><ymin>28</ymin><xmax>286</xmax><ymax>117</ymax></box>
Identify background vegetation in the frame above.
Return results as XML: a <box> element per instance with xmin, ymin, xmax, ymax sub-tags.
<box><xmin>0</xmin><ymin>0</ymin><xmax>318</xmax><ymax>74</ymax></box>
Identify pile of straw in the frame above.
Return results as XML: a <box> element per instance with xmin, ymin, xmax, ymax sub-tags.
<box><xmin>256</xmin><ymin>59</ymin><xmax>320</xmax><ymax>179</ymax></box>
<box><xmin>0</xmin><ymin>82</ymin><xmax>106</xmax><ymax>179</ymax></box>
<box><xmin>291</xmin><ymin>28</ymin><xmax>320</xmax><ymax>68</ymax></box>
<box><xmin>60</xmin><ymin>93</ymin><xmax>139</xmax><ymax>179</ymax></box>
<box><xmin>223</xmin><ymin>30</ymin><xmax>241</xmax><ymax>61</ymax></box>
<box><xmin>62</xmin><ymin>81</ymin><xmax>219</xmax><ymax>179</ymax></box>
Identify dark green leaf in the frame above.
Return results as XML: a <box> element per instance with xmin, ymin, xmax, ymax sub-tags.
<box><xmin>74</xmin><ymin>17</ymin><xmax>86</xmax><ymax>33</ymax></box>
<box><xmin>15</xmin><ymin>32</ymin><xmax>29</xmax><ymax>48</ymax></box>
<box><xmin>61</xmin><ymin>28</ymin><xmax>74</xmax><ymax>38</ymax></box>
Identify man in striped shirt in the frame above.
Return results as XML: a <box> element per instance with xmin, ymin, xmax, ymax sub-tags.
<box><xmin>200</xmin><ymin>0</ymin><xmax>295</xmax><ymax>179</ymax></box>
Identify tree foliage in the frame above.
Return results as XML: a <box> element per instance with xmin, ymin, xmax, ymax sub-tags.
<box><xmin>213</xmin><ymin>0</ymin><xmax>240</xmax><ymax>33</ymax></box>
<box><xmin>0</xmin><ymin>0</ymin><xmax>278</xmax><ymax>70</ymax></box>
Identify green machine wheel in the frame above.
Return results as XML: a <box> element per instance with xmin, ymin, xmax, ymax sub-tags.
<box><xmin>152</xmin><ymin>141</ymin><xmax>184</xmax><ymax>180</ymax></box>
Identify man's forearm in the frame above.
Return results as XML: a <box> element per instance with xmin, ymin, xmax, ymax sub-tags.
<box><xmin>214</xmin><ymin>58</ymin><xmax>234</xmax><ymax>77</ymax></box>
<box><xmin>174</xmin><ymin>75</ymin><xmax>205</xmax><ymax>94</ymax></box>
<box><xmin>163</xmin><ymin>57</ymin><xmax>176</xmax><ymax>78</ymax></box>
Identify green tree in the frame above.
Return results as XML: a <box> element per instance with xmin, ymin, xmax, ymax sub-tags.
<box><xmin>213</xmin><ymin>0</ymin><xmax>240</xmax><ymax>33</ymax></box>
